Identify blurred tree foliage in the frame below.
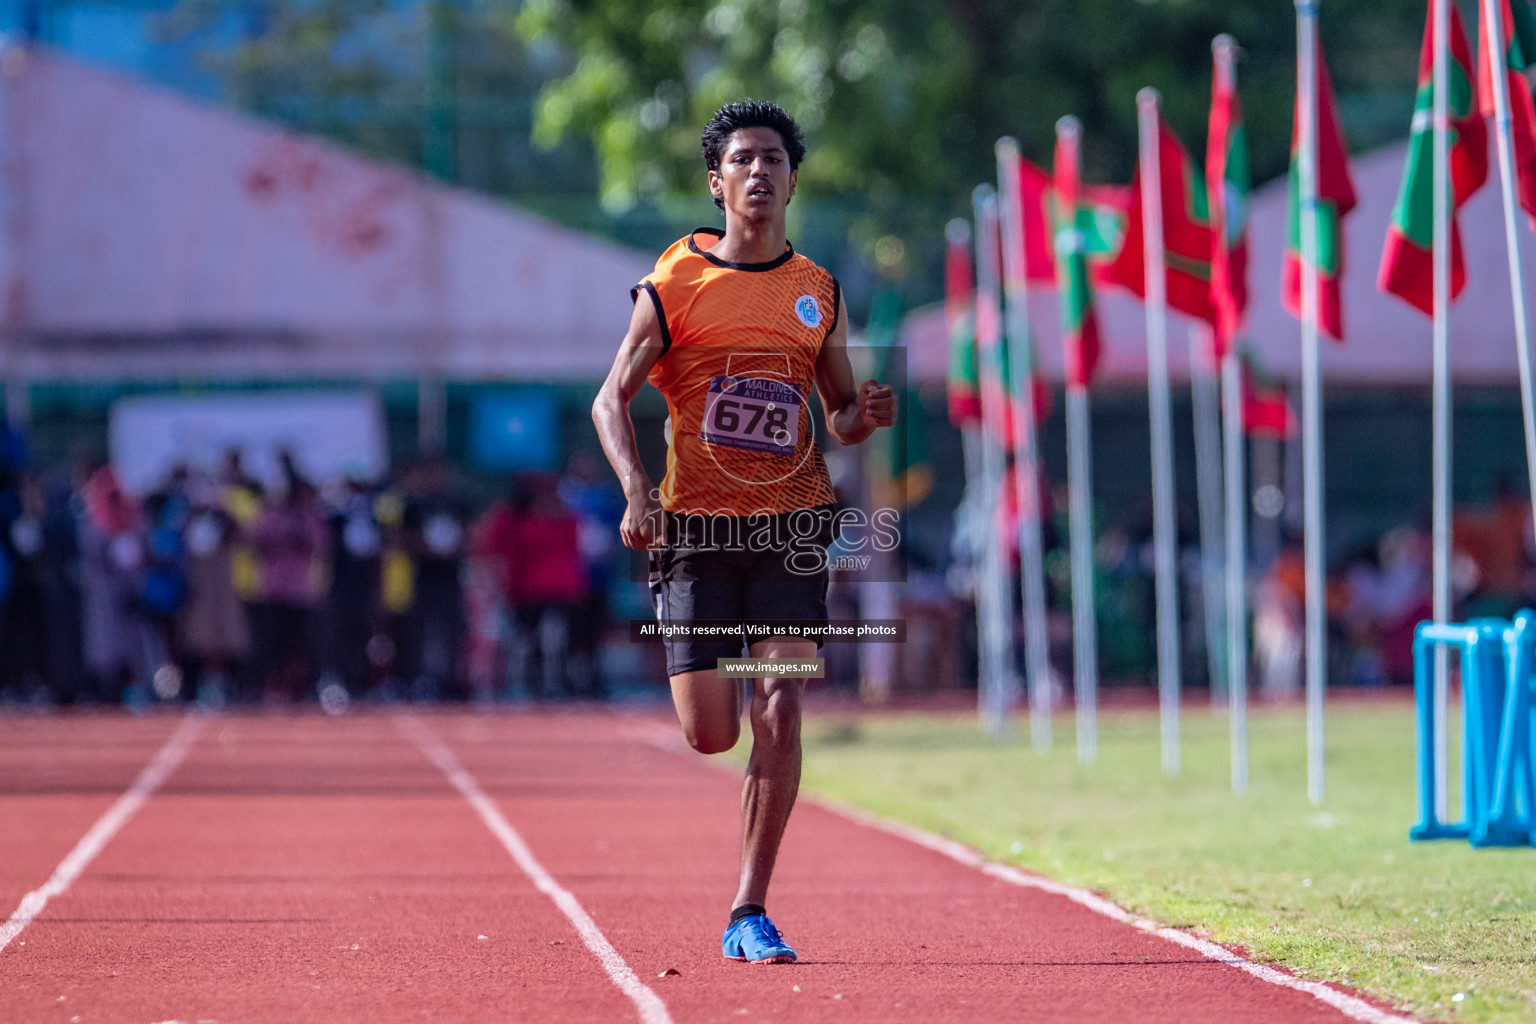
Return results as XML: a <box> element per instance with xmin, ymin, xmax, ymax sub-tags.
<box><xmin>155</xmin><ymin>0</ymin><xmax>602</xmax><ymax>196</ymax></box>
<box><xmin>161</xmin><ymin>0</ymin><xmax>1436</xmax><ymax>309</ymax></box>
<box><xmin>516</xmin><ymin>0</ymin><xmax>1431</xmax><ymax>305</ymax></box>
<box><xmin>515</xmin><ymin>0</ymin><xmax>1431</xmax><ymax>204</ymax></box>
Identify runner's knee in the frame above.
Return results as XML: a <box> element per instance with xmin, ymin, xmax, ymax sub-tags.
<box><xmin>750</xmin><ymin>686</ymin><xmax>801</xmax><ymax>752</ymax></box>
<box><xmin>684</xmin><ymin>717</ymin><xmax>740</xmax><ymax>755</ymax></box>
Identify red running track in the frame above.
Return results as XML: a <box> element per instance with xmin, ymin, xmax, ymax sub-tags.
<box><xmin>0</xmin><ymin>709</ymin><xmax>1415</xmax><ymax>1024</ymax></box>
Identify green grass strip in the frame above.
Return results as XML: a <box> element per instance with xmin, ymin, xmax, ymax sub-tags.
<box><xmin>782</xmin><ymin>702</ymin><xmax>1535</xmax><ymax>1024</ymax></box>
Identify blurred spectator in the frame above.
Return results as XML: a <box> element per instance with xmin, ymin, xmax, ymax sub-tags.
<box><xmin>559</xmin><ymin>450</ymin><xmax>623</xmax><ymax>698</ymax></box>
<box><xmin>78</xmin><ymin>464</ymin><xmax>150</xmax><ymax>702</ymax></box>
<box><xmin>219</xmin><ymin>449</ymin><xmax>266</xmax><ymax>700</ymax></box>
<box><xmin>179</xmin><ymin>475</ymin><xmax>251</xmax><ymax>703</ymax></box>
<box><xmin>0</xmin><ymin>473</ymin><xmax>51</xmax><ymax>700</ymax></box>
<box><xmin>253</xmin><ymin>454</ymin><xmax>328</xmax><ymax>701</ymax></box>
<box><xmin>324</xmin><ymin>477</ymin><xmax>383</xmax><ymax>694</ymax></box>
<box><xmin>404</xmin><ymin>458</ymin><xmax>468</xmax><ymax>698</ymax></box>
<box><xmin>1090</xmin><ymin>525</ymin><xmax>1153</xmax><ymax>684</ymax></box>
<box><xmin>141</xmin><ymin>466</ymin><xmax>192</xmax><ymax>697</ymax></box>
<box><xmin>1338</xmin><ymin>541</ymin><xmax>1387</xmax><ymax>688</ymax></box>
<box><xmin>473</xmin><ymin>475</ymin><xmax>588</xmax><ymax>700</ymax></box>
<box><xmin>1455</xmin><ymin>473</ymin><xmax>1534</xmax><ymax>618</ymax></box>
<box><xmin>374</xmin><ymin>485</ymin><xmax>414</xmax><ymax>695</ymax></box>
<box><xmin>511</xmin><ymin>476</ymin><xmax>588</xmax><ymax>699</ymax></box>
<box><xmin>1375</xmin><ymin>526</ymin><xmax>1432</xmax><ymax>685</ymax></box>
<box><xmin>1254</xmin><ymin>534</ymin><xmax>1304</xmax><ymax>701</ymax></box>
<box><xmin>42</xmin><ymin>465</ymin><xmax>85</xmax><ymax>701</ymax></box>
<box><xmin>467</xmin><ymin>491</ymin><xmax>517</xmax><ymax>704</ymax></box>
<box><xmin>1332</xmin><ymin>526</ymin><xmax>1430</xmax><ymax>687</ymax></box>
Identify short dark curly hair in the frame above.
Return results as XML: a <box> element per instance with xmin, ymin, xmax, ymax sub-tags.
<box><xmin>701</xmin><ymin>100</ymin><xmax>806</xmax><ymax>211</ymax></box>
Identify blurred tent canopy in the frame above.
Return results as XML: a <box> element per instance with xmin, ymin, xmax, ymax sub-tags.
<box><xmin>0</xmin><ymin>47</ymin><xmax>654</xmax><ymax>381</ymax></box>
<box><xmin>900</xmin><ymin>139</ymin><xmax>1534</xmax><ymax>386</ymax></box>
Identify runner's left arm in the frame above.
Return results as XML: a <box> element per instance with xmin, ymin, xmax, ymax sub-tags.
<box><xmin>814</xmin><ymin>290</ymin><xmax>897</xmax><ymax>445</ymax></box>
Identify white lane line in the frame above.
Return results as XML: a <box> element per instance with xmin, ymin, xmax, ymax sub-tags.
<box><xmin>636</xmin><ymin>724</ymin><xmax>1421</xmax><ymax>1024</ymax></box>
<box><xmin>1</xmin><ymin>712</ymin><xmax>206</xmax><ymax>955</ymax></box>
<box><xmin>397</xmin><ymin>715</ymin><xmax>673</xmax><ymax>1024</ymax></box>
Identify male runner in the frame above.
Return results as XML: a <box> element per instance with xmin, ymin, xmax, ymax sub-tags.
<box><xmin>591</xmin><ymin>100</ymin><xmax>896</xmax><ymax>964</ymax></box>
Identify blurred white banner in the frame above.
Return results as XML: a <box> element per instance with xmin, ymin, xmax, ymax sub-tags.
<box><xmin>109</xmin><ymin>390</ymin><xmax>386</xmax><ymax>495</ymax></box>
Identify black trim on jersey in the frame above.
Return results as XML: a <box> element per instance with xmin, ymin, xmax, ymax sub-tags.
<box><xmin>825</xmin><ymin>278</ymin><xmax>842</xmax><ymax>339</ymax></box>
<box><xmin>631</xmin><ymin>280</ymin><xmax>673</xmax><ymax>354</ymax></box>
<box><xmin>686</xmin><ymin>226</ymin><xmax>794</xmax><ymax>272</ymax></box>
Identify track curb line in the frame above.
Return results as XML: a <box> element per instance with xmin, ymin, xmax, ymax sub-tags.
<box><xmin>635</xmin><ymin>722</ymin><xmax>1427</xmax><ymax>1024</ymax></box>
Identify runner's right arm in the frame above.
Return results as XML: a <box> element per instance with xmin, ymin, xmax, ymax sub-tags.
<box><xmin>592</xmin><ymin>291</ymin><xmax>666</xmax><ymax>551</ymax></box>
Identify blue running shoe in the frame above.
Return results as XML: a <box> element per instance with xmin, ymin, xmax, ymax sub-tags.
<box><xmin>721</xmin><ymin>913</ymin><xmax>797</xmax><ymax>964</ymax></box>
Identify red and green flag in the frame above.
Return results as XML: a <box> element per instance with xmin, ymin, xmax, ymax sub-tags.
<box><xmin>1016</xmin><ymin>159</ymin><xmax>1135</xmax><ymax>287</ymax></box>
<box><xmin>1207</xmin><ymin>49</ymin><xmax>1251</xmax><ymax>361</ymax></box>
<box><xmin>974</xmin><ymin>216</ymin><xmax>1050</xmax><ymax>459</ymax></box>
<box><xmin>1282</xmin><ymin>28</ymin><xmax>1358</xmax><ymax>343</ymax></box>
<box><xmin>989</xmin><ymin>336</ymin><xmax>1054</xmax><ymax>454</ymax></box>
<box><xmin>995</xmin><ymin>461</ymin><xmax>1054</xmax><ymax>559</ymax></box>
<box><xmin>1106</xmin><ymin>120</ymin><xmax>1219</xmax><ymax>326</ymax></box>
<box><xmin>1017</xmin><ymin>160</ymin><xmax>1063</xmax><ymax>284</ymax></box>
<box><xmin>1478</xmin><ymin>0</ymin><xmax>1536</xmax><ymax>225</ymax></box>
<box><xmin>1054</xmin><ymin>129</ymin><xmax>1103</xmax><ymax>389</ymax></box>
<box><xmin>945</xmin><ymin>221</ymin><xmax>982</xmax><ymax>428</ymax></box>
<box><xmin>1080</xmin><ymin>184</ymin><xmax>1135</xmax><ymax>287</ymax></box>
<box><xmin>975</xmin><ymin>214</ymin><xmax>1010</xmax><ymax>447</ymax></box>
<box><xmin>1380</xmin><ymin>2</ymin><xmax>1488</xmax><ymax>316</ymax></box>
<box><xmin>1239</xmin><ymin>346</ymin><xmax>1297</xmax><ymax>439</ymax></box>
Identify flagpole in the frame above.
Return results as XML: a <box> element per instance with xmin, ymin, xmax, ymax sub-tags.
<box><xmin>1429</xmin><ymin>0</ymin><xmax>1453</xmax><ymax>823</ymax></box>
<box><xmin>1222</xmin><ymin>349</ymin><xmax>1250</xmax><ymax>792</ymax></box>
<box><xmin>1191</xmin><ymin>322</ymin><xmax>1228</xmax><ymax>709</ymax></box>
<box><xmin>996</xmin><ymin>138</ymin><xmax>1055</xmax><ymax>754</ymax></box>
<box><xmin>1055</xmin><ymin>116</ymin><xmax>1100</xmax><ymax>765</ymax></box>
<box><xmin>1137</xmin><ymin>88</ymin><xmax>1183</xmax><ymax>777</ymax></box>
<box><xmin>1214</xmin><ymin>34</ymin><xmax>1250</xmax><ymax>794</ymax></box>
<box><xmin>1296</xmin><ymin>0</ymin><xmax>1328</xmax><ymax>806</ymax></box>
<box><xmin>973</xmin><ymin>186</ymin><xmax>1022</xmax><ymax>736</ymax></box>
<box><xmin>962</xmin><ymin>426</ymin><xmax>999</xmax><ymax>730</ymax></box>
<box><xmin>1481</xmin><ymin>0</ymin><xmax>1536</xmax><ymax>652</ymax></box>
<box><xmin>949</xmin><ymin>218</ymin><xmax>1001</xmax><ymax>732</ymax></box>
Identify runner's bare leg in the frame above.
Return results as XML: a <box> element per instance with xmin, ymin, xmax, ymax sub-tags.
<box><xmin>669</xmin><ymin>635</ymin><xmax>814</xmax><ymax>911</ymax></box>
<box><xmin>733</xmin><ymin>637</ymin><xmax>813</xmax><ymax>910</ymax></box>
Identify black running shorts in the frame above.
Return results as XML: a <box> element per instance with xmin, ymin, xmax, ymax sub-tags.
<box><xmin>647</xmin><ymin>506</ymin><xmax>836</xmax><ymax>677</ymax></box>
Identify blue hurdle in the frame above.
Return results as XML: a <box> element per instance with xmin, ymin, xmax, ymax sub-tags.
<box><xmin>1410</xmin><ymin>620</ymin><xmax>1504</xmax><ymax>841</ymax></box>
<box><xmin>1477</xmin><ymin>611</ymin><xmax>1534</xmax><ymax>847</ymax></box>
<box><xmin>1409</xmin><ymin>614</ymin><xmax>1534</xmax><ymax>847</ymax></box>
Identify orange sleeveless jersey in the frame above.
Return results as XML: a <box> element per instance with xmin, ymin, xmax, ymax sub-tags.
<box><xmin>635</xmin><ymin>228</ymin><xmax>840</xmax><ymax>517</ymax></box>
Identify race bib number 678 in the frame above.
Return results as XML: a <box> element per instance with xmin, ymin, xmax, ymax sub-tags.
<box><xmin>700</xmin><ymin>375</ymin><xmax>803</xmax><ymax>454</ymax></box>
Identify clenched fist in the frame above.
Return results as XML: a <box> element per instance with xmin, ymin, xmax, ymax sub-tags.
<box><xmin>858</xmin><ymin>380</ymin><xmax>897</xmax><ymax>430</ymax></box>
<box><xmin>620</xmin><ymin>490</ymin><xmax>666</xmax><ymax>551</ymax></box>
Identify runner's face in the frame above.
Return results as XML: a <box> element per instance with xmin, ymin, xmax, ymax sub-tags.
<box><xmin>710</xmin><ymin>128</ymin><xmax>796</xmax><ymax>222</ymax></box>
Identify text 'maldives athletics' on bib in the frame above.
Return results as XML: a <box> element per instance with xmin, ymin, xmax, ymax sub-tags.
<box><xmin>634</xmin><ymin>228</ymin><xmax>840</xmax><ymax>518</ymax></box>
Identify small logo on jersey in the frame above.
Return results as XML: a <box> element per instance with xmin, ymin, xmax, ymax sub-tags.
<box><xmin>793</xmin><ymin>295</ymin><xmax>823</xmax><ymax>329</ymax></box>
